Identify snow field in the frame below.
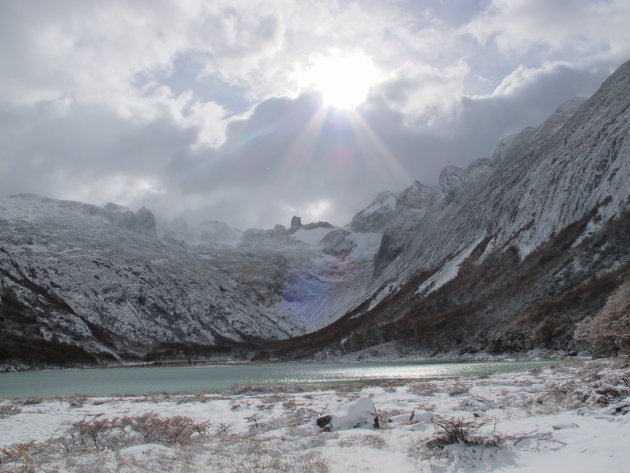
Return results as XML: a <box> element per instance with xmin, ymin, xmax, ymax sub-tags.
<box><xmin>0</xmin><ymin>358</ymin><xmax>629</xmax><ymax>473</ymax></box>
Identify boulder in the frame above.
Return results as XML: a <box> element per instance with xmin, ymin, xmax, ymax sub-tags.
<box><xmin>316</xmin><ymin>398</ymin><xmax>379</xmax><ymax>432</ymax></box>
<box><xmin>321</xmin><ymin>228</ymin><xmax>356</xmax><ymax>256</ymax></box>
<box><xmin>387</xmin><ymin>409</ymin><xmax>433</xmax><ymax>425</ymax></box>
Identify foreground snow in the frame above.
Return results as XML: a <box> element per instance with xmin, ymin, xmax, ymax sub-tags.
<box><xmin>1</xmin><ymin>358</ymin><xmax>629</xmax><ymax>473</ymax></box>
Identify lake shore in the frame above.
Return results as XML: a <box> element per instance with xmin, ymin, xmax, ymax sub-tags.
<box><xmin>0</xmin><ymin>344</ymin><xmax>574</xmax><ymax>373</ymax></box>
<box><xmin>1</xmin><ymin>357</ymin><xmax>628</xmax><ymax>473</ymax></box>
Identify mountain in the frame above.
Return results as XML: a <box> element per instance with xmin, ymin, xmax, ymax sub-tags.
<box><xmin>0</xmin><ymin>194</ymin><xmax>302</xmax><ymax>366</ymax></box>
<box><xmin>270</xmin><ymin>59</ymin><xmax>630</xmax><ymax>360</ymax></box>
<box><xmin>2</xmin><ymin>59</ymin><xmax>630</xmax><ymax>367</ymax></box>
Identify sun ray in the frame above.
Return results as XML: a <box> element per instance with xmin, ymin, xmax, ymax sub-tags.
<box><xmin>348</xmin><ymin>111</ymin><xmax>409</xmax><ymax>186</ymax></box>
<box><xmin>280</xmin><ymin>105</ymin><xmax>328</xmax><ymax>173</ymax></box>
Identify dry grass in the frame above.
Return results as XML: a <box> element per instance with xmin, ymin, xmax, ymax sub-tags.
<box><xmin>0</xmin><ymin>404</ymin><xmax>22</xmax><ymax>418</ymax></box>
<box><xmin>339</xmin><ymin>433</ymin><xmax>387</xmax><ymax>448</ymax></box>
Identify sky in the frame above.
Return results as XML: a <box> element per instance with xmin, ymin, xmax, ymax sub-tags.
<box><xmin>1</xmin><ymin>0</ymin><xmax>629</xmax><ymax>229</ymax></box>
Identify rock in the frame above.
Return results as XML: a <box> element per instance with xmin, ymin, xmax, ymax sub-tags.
<box><xmin>316</xmin><ymin>397</ymin><xmax>380</xmax><ymax>432</ymax></box>
<box><xmin>552</xmin><ymin>422</ymin><xmax>579</xmax><ymax>430</ymax></box>
<box><xmin>271</xmin><ymin>224</ymin><xmax>289</xmax><ymax>237</ymax></box>
<box><xmin>601</xmin><ymin>399</ymin><xmax>630</xmax><ymax>416</ymax></box>
<box><xmin>396</xmin><ymin>180</ymin><xmax>436</xmax><ymax>210</ymax></box>
<box><xmin>388</xmin><ymin>409</ymin><xmax>433</xmax><ymax>425</ymax></box>
<box><xmin>438</xmin><ymin>166</ymin><xmax>466</xmax><ymax>195</ymax></box>
<box><xmin>410</xmin><ymin>410</ymin><xmax>433</xmax><ymax>424</ymax></box>
<box><xmin>350</xmin><ymin>191</ymin><xmax>398</xmax><ymax>233</ymax></box>
<box><xmin>104</xmin><ymin>202</ymin><xmax>157</xmax><ymax>235</ymax></box>
<box><xmin>302</xmin><ymin>221</ymin><xmax>334</xmax><ymax>230</ymax></box>
<box><xmin>321</xmin><ymin>228</ymin><xmax>356</xmax><ymax>256</ymax></box>
<box><xmin>290</xmin><ymin>216</ymin><xmax>302</xmax><ymax>232</ymax></box>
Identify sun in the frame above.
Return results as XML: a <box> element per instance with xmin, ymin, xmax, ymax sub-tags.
<box><xmin>294</xmin><ymin>50</ymin><xmax>381</xmax><ymax>110</ymax></box>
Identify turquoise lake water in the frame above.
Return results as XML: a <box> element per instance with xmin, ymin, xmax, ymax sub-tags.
<box><xmin>0</xmin><ymin>360</ymin><xmax>551</xmax><ymax>398</ymax></box>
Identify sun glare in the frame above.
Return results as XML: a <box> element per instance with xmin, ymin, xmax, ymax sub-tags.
<box><xmin>295</xmin><ymin>51</ymin><xmax>381</xmax><ymax>110</ymax></box>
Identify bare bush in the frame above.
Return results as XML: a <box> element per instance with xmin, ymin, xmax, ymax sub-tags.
<box><xmin>0</xmin><ymin>440</ymin><xmax>38</xmax><ymax>465</ymax></box>
<box><xmin>588</xmin><ymin>277</ymin><xmax>630</xmax><ymax>357</ymax></box>
<box><xmin>18</xmin><ymin>397</ymin><xmax>44</xmax><ymax>406</ymax></box>
<box><xmin>58</xmin><ymin>412</ymin><xmax>209</xmax><ymax>453</ymax></box>
<box><xmin>130</xmin><ymin>413</ymin><xmax>209</xmax><ymax>446</ymax></box>
<box><xmin>407</xmin><ymin>382</ymin><xmax>439</xmax><ymax>396</ymax></box>
<box><xmin>425</xmin><ymin>417</ymin><xmax>503</xmax><ymax>450</ymax></box>
<box><xmin>282</xmin><ymin>399</ymin><xmax>297</xmax><ymax>410</ymax></box>
<box><xmin>68</xmin><ymin>394</ymin><xmax>89</xmax><ymax>408</ymax></box>
<box><xmin>448</xmin><ymin>382</ymin><xmax>472</xmax><ymax>396</ymax></box>
<box><xmin>60</xmin><ymin>415</ymin><xmax>118</xmax><ymax>452</ymax></box>
<box><xmin>0</xmin><ymin>404</ymin><xmax>22</xmax><ymax>417</ymax></box>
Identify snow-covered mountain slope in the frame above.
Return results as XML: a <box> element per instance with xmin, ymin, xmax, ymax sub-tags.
<box><xmin>0</xmin><ymin>194</ymin><xmax>302</xmax><ymax>365</ymax></box>
<box><xmin>270</xmin><ymin>59</ymin><xmax>630</xmax><ymax>359</ymax></box>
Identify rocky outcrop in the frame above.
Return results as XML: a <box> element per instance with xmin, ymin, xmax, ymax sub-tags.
<box><xmin>396</xmin><ymin>180</ymin><xmax>436</xmax><ymax>209</ymax></box>
<box><xmin>289</xmin><ymin>216</ymin><xmax>302</xmax><ymax>232</ymax></box>
<box><xmin>104</xmin><ymin>202</ymin><xmax>157</xmax><ymax>235</ymax></box>
<box><xmin>321</xmin><ymin>228</ymin><xmax>356</xmax><ymax>256</ymax></box>
<box><xmin>350</xmin><ymin>191</ymin><xmax>398</xmax><ymax>232</ymax></box>
<box><xmin>316</xmin><ymin>398</ymin><xmax>380</xmax><ymax>431</ymax></box>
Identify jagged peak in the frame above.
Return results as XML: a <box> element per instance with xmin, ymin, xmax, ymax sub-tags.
<box><xmin>397</xmin><ymin>179</ymin><xmax>436</xmax><ymax>210</ymax></box>
<box><xmin>104</xmin><ymin>202</ymin><xmax>129</xmax><ymax>212</ymax></box>
<box><xmin>350</xmin><ymin>191</ymin><xmax>398</xmax><ymax>233</ymax></box>
<box><xmin>491</xmin><ymin>97</ymin><xmax>587</xmax><ymax>164</ymax></box>
<box><xmin>289</xmin><ymin>216</ymin><xmax>302</xmax><ymax>232</ymax></box>
<box><xmin>438</xmin><ymin>165</ymin><xmax>466</xmax><ymax>194</ymax></box>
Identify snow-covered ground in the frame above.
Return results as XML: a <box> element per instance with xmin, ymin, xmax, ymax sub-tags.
<box><xmin>1</xmin><ymin>358</ymin><xmax>629</xmax><ymax>472</ymax></box>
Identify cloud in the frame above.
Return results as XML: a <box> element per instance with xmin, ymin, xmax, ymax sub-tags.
<box><xmin>372</xmin><ymin>61</ymin><xmax>470</xmax><ymax>126</ymax></box>
<box><xmin>466</xmin><ymin>0</ymin><xmax>630</xmax><ymax>59</ymax></box>
<box><xmin>1</xmin><ymin>0</ymin><xmax>629</xmax><ymax>230</ymax></box>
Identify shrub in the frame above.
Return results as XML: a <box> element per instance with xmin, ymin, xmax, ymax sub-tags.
<box><xmin>0</xmin><ymin>440</ymin><xmax>38</xmax><ymax>464</ymax></box>
<box><xmin>0</xmin><ymin>404</ymin><xmax>22</xmax><ymax>417</ymax></box>
<box><xmin>425</xmin><ymin>417</ymin><xmax>502</xmax><ymax>450</ymax></box>
<box><xmin>129</xmin><ymin>413</ymin><xmax>209</xmax><ymax>446</ymax></box>
<box><xmin>588</xmin><ymin>277</ymin><xmax>630</xmax><ymax>357</ymax></box>
<box><xmin>58</xmin><ymin>412</ymin><xmax>209</xmax><ymax>453</ymax></box>
<box><xmin>448</xmin><ymin>382</ymin><xmax>471</xmax><ymax>396</ymax></box>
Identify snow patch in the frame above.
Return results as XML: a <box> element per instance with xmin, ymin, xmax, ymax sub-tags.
<box><xmin>292</xmin><ymin>227</ymin><xmax>334</xmax><ymax>246</ymax></box>
<box><xmin>369</xmin><ymin>283</ymin><xmax>395</xmax><ymax>310</ymax></box>
<box><xmin>416</xmin><ymin>238</ymin><xmax>483</xmax><ymax>295</ymax></box>
<box><xmin>361</xmin><ymin>195</ymin><xmax>396</xmax><ymax>216</ymax></box>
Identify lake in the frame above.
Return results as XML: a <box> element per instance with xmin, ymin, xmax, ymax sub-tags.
<box><xmin>0</xmin><ymin>360</ymin><xmax>552</xmax><ymax>398</ymax></box>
